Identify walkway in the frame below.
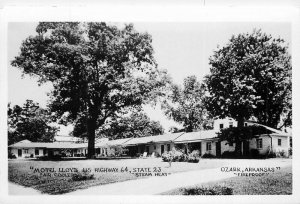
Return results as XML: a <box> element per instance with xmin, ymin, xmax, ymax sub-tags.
<box><xmin>67</xmin><ymin>167</ymin><xmax>236</xmax><ymax>195</ymax></box>
<box><xmin>8</xmin><ymin>182</ymin><xmax>41</xmax><ymax>195</ymax></box>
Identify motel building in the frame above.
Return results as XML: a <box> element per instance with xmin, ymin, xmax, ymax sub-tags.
<box><xmin>8</xmin><ymin>118</ymin><xmax>292</xmax><ymax>159</ymax></box>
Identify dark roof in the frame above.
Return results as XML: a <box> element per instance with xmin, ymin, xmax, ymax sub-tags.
<box><xmin>174</xmin><ymin>130</ymin><xmax>218</xmax><ymax>143</ymax></box>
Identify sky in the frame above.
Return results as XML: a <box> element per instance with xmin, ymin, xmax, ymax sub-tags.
<box><xmin>7</xmin><ymin>22</ymin><xmax>291</xmax><ymax>135</ymax></box>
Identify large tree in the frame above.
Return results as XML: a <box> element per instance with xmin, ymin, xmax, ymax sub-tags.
<box><xmin>71</xmin><ymin>111</ymin><xmax>164</xmax><ymax>139</ymax></box>
<box><xmin>204</xmin><ymin>29</ymin><xmax>291</xmax><ymax>129</ymax></box>
<box><xmin>11</xmin><ymin>22</ymin><xmax>170</xmax><ymax>158</ymax></box>
<box><xmin>162</xmin><ymin>75</ymin><xmax>211</xmax><ymax>132</ymax></box>
<box><xmin>97</xmin><ymin>112</ymin><xmax>164</xmax><ymax>139</ymax></box>
<box><xmin>204</xmin><ymin>29</ymin><xmax>291</xmax><ymax>155</ymax></box>
<box><xmin>8</xmin><ymin>100</ymin><xmax>58</xmax><ymax>145</ymax></box>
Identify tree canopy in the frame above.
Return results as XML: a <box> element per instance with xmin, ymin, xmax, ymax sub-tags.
<box><xmin>204</xmin><ymin>29</ymin><xmax>292</xmax><ymax>129</ymax></box>
<box><xmin>162</xmin><ymin>75</ymin><xmax>212</xmax><ymax>132</ymax></box>
<box><xmin>97</xmin><ymin>112</ymin><xmax>164</xmax><ymax>139</ymax></box>
<box><xmin>8</xmin><ymin>100</ymin><xmax>58</xmax><ymax>145</ymax></box>
<box><xmin>71</xmin><ymin>111</ymin><xmax>164</xmax><ymax>139</ymax></box>
<box><xmin>11</xmin><ymin>22</ymin><xmax>170</xmax><ymax>157</ymax></box>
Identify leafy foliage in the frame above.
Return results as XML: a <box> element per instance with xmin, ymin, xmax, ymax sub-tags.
<box><xmin>7</xmin><ymin>100</ymin><xmax>58</xmax><ymax>145</ymax></box>
<box><xmin>187</xmin><ymin>150</ymin><xmax>200</xmax><ymax>163</ymax></box>
<box><xmin>168</xmin><ymin>126</ymin><xmax>184</xmax><ymax>133</ymax></box>
<box><xmin>162</xmin><ymin>75</ymin><xmax>212</xmax><ymax>132</ymax></box>
<box><xmin>97</xmin><ymin>112</ymin><xmax>164</xmax><ymax>139</ymax></box>
<box><xmin>162</xmin><ymin>148</ymin><xmax>188</xmax><ymax>162</ymax></box>
<box><xmin>71</xmin><ymin>112</ymin><xmax>164</xmax><ymax>139</ymax></box>
<box><xmin>71</xmin><ymin>171</ymin><xmax>95</xmax><ymax>181</ymax></box>
<box><xmin>11</xmin><ymin>22</ymin><xmax>170</xmax><ymax>157</ymax></box>
<box><xmin>182</xmin><ymin>186</ymin><xmax>233</xmax><ymax>195</ymax></box>
<box><xmin>204</xmin><ymin>29</ymin><xmax>292</xmax><ymax>129</ymax></box>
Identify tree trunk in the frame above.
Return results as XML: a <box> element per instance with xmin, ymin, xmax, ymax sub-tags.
<box><xmin>235</xmin><ymin>141</ymin><xmax>242</xmax><ymax>157</ymax></box>
<box><xmin>87</xmin><ymin>116</ymin><xmax>96</xmax><ymax>159</ymax></box>
<box><xmin>235</xmin><ymin>116</ymin><xmax>245</xmax><ymax>157</ymax></box>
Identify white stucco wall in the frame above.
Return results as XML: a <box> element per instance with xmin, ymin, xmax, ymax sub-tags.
<box><xmin>220</xmin><ymin>140</ymin><xmax>236</xmax><ymax>154</ymax></box>
<box><xmin>249</xmin><ymin>136</ymin><xmax>283</xmax><ymax>155</ymax></box>
<box><xmin>11</xmin><ymin>148</ymin><xmax>36</xmax><ymax>158</ymax></box>
<box><xmin>146</xmin><ymin>143</ymin><xmax>174</xmax><ymax>156</ymax></box>
<box><xmin>270</xmin><ymin>135</ymin><xmax>289</xmax><ymax>155</ymax></box>
<box><xmin>201</xmin><ymin>140</ymin><xmax>216</xmax><ymax>156</ymax></box>
<box><xmin>213</xmin><ymin>118</ymin><xmax>237</xmax><ymax>131</ymax></box>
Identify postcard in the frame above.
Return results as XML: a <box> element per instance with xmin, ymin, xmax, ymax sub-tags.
<box><xmin>1</xmin><ymin>1</ymin><xmax>299</xmax><ymax>204</ymax></box>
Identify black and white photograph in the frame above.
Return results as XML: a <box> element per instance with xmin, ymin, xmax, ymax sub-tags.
<box><xmin>1</xmin><ymin>2</ymin><xmax>299</xmax><ymax>204</ymax></box>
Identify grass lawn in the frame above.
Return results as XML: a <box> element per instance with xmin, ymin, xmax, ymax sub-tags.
<box><xmin>161</xmin><ymin>165</ymin><xmax>292</xmax><ymax>195</ymax></box>
<box><xmin>8</xmin><ymin>158</ymin><xmax>228</xmax><ymax>194</ymax></box>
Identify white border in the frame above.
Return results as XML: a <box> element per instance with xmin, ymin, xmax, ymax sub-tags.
<box><xmin>1</xmin><ymin>1</ymin><xmax>300</xmax><ymax>204</ymax></box>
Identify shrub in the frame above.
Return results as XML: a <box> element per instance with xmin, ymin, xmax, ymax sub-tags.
<box><xmin>179</xmin><ymin>154</ymin><xmax>188</xmax><ymax>162</ymax></box>
<box><xmin>201</xmin><ymin>153</ymin><xmax>215</xmax><ymax>158</ymax></box>
<box><xmin>288</xmin><ymin>148</ymin><xmax>292</xmax><ymax>156</ymax></box>
<box><xmin>162</xmin><ymin>151</ymin><xmax>172</xmax><ymax>162</ymax></box>
<box><xmin>221</xmin><ymin>151</ymin><xmax>236</xmax><ymax>158</ymax></box>
<box><xmin>162</xmin><ymin>149</ymin><xmax>188</xmax><ymax>162</ymax></box>
<box><xmin>267</xmin><ymin>151</ymin><xmax>276</xmax><ymax>158</ymax></box>
<box><xmin>71</xmin><ymin>171</ymin><xmax>94</xmax><ymax>181</ymax></box>
<box><xmin>8</xmin><ymin>152</ymin><xmax>16</xmax><ymax>159</ymax></box>
<box><xmin>276</xmin><ymin>150</ymin><xmax>286</xmax><ymax>158</ymax></box>
<box><xmin>182</xmin><ymin>185</ymin><xmax>233</xmax><ymax>195</ymax></box>
<box><xmin>187</xmin><ymin>150</ymin><xmax>200</xmax><ymax>163</ymax></box>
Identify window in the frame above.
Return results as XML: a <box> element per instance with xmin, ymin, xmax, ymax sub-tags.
<box><xmin>229</xmin><ymin>122</ymin><xmax>233</xmax><ymax>128</ymax></box>
<box><xmin>24</xmin><ymin>149</ymin><xmax>29</xmax><ymax>154</ymax></box>
<box><xmin>35</xmin><ymin>149</ymin><xmax>39</xmax><ymax>155</ymax></box>
<box><xmin>154</xmin><ymin>145</ymin><xmax>156</xmax><ymax>150</ymax></box>
<box><xmin>206</xmin><ymin>142</ymin><xmax>212</xmax><ymax>151</ymax></box>
<box><xmin>167</xmin><ymin>144</ymin><xmax>171</xmax><ymax>151</ymax></box>
<box><xmin>278</xmin><ymin>139</ymin><xmax>282</xmax><ymax>146</ymax></box>
<box><xmin>256</xmin><ymin>139</ymin><xmax>262</xmax><ymax>149</ymax></box>
<box><xmin>219</xmin><ymin>124</ymin><xmax>224</xmax><ymax>129</ymax></box>
<box><xmin>244</xmin><ymin>123</ymin><xmax>248</xmax><ymax>127</ymax></box>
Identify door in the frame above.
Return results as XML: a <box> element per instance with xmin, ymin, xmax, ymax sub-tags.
<box><xmin>216</xmin><ymin>141</ymin><xmax>221</xmax><ymax>157</ymax></box>
<box><xmin>18</xmin><ymin>149</ymin><xmax>22</xmax><ymax>157</ymax></box>
<box><xmin>161</xmin><ymin>145</ymin><xmax>165</xmax><ymax>155</ymax></box>
<box><xmin>48</xmin><ymin>150</ymin><xmax>53</xmax><ymax>157</ymax></box>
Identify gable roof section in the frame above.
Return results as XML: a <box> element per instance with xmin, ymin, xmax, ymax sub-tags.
<box><xmin>174</xmin><ymin>130</ymin><xmax>218</xmax><ymax>143</ymax></box>
<box><xmin>247</xmin><ymin>122</ymin><xmax>291</xmax><ymax>137</ymax></box>
<box><xmin>124</xmin><ymin>132</ymin><xmax>185</xmax><ymax>146</ymax></box>
<box><xmin>95</xmin><ymin>138</ymin><xmax>133</xmax><ymax>147</ymax></box>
